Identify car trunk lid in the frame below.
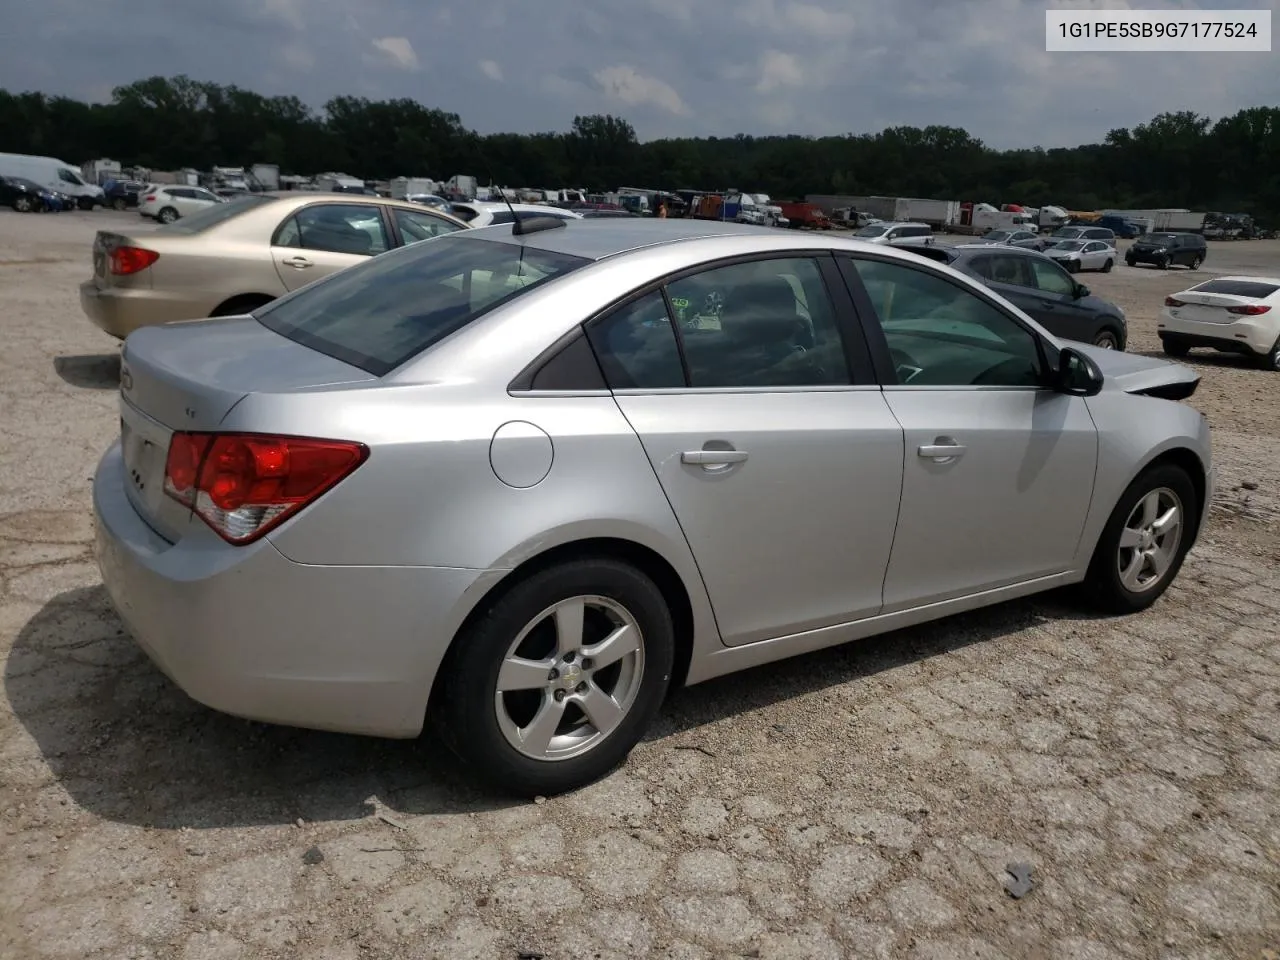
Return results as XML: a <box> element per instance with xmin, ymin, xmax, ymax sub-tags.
<box><xmin>1170</xmin><ymin>290</ymin><xmax>1267</xmax><ymax>324</ymax></box>
<box><xmin>117</xmin><ymin>318</ymin><xmax>375</xmax><ymax>542</ymax></box>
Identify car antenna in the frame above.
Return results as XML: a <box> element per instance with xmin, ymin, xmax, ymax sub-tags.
<box><xmin>470</xmin><ymin>132</ymin><xmax>566</xmax><ymax>237</ymax></box>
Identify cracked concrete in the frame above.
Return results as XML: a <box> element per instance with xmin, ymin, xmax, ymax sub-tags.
<box><xmin>1</xmin><ymin>210</ymin><xmax>1278</xmax><ymax>958</ymax></box>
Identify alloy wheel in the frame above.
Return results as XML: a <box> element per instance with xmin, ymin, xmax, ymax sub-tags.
<box><xmin>494</xmin><ymin>595</ymin><xmax>645</xmax><ymax>761</ymax></box>
<box><xmin>1117</xmin><ymin>487</ymin><xmax>1183</xmax><ymax>593</ymax></box>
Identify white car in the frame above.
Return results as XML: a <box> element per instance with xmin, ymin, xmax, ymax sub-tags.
<box><xmin>448</xmin><ymin>201</ymin><xmax>583</xmax><ymax>229</ymax></box>
<box><xmin>139</xmin><ymin>185</ymin><xmax>224</xmax><ymax>223</ymax></box>
<box><xmin>1044</xmin><ymin>239</ymin><xmax>1118</xmax><ymax>273</ymax></box>
<box><xmin>1159</xmin><ymin>276</ymin><xmax>1280</xmax><ymax>370</ymax></box>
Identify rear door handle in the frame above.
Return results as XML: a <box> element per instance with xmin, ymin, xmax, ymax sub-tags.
<box><xmin>918</xmin><ymin>441</ymin><xmax>966</xmax><ymax>461</ymax></box>
<box><xmin>282</xmin><ymin>256</ymin><xmax>313</xmax><ymax>269</ymax></box>
<box><xmin>681</xmin><ymin>449</ymin><xmax>748</xmax><ymax>467</ymax></box>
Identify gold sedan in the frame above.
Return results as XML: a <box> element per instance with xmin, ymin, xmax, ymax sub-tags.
<box><xmin>80</xmin><ymin>192</ymin><xmax>470</xmax><ymax>339</ymax></box>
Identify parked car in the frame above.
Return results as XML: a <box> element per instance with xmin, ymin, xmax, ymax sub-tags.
<box><xmin>0</xmin><ymin>175</ymin><xmax>52</xmax><ymax>212</ymax></box>
<box><xmin>853</xmin><ymin>221</ymin><xmax>934</xmax><ymax>247</ymax></box>
<box><xmin>104</xmin><ymin>179</ymin><xmax>148</xmax><ymax>211</ymax></box>
<box><xmin>1050</xmin><ymin>225</ymin><xmax>1117</xmax><ymax>244</ymax></box>
<box><xmin>1126</xmin><ymin>232</ymin><xmax>1207</xmax><ymax>271</ymax></box>
<box><xmin>81</xmin><ymin>192</ymin><xmax>470</xmax><ymax>338</ymax></box>
<box><xmin>902</xmin><ymin>243</ymin><xmax>1128</xmax><ymax>349</ymax></box>
<box><xmin>1094</xmin><ymin>215</ymin><xmax>1143</xmax><ymax>239</ymax></box>
<box><xmin>1159</xmin><ymin>275</ymin><xmax>1280</xmax><ymax>369</ymax></box>
<box><xmin>94</xmin><ymin>218</ymin><xmax>1210</xmax><ymax>796</ymax></box>
<box><xmin>0</xmin><ymin>152</ymin><xmax>105</xmax><ymax>208</ymax></box>
<box><xmin>970</xmin><ymin>228</ymin><xmax>1042</xmax><ymax>250</ymax></box>
<box><xmin>1043</xmin><ymin>239</ymin><xmax>1118</xmax><ymax>273</ymax></box>
<box><xmin>447</xmin><ymin>201</ymin><xmax>584</xmax><ymax>228</ymax></box>
<box><xmin>139</xmin><ymin>185</ymin><xmax>225</xmax><ymax>223</ymax></box>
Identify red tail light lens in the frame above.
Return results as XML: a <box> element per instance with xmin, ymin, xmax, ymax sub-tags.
<box><xmin>110</xmin><ymin>246</ymin><xmax>159</xmax><ymax>275</ymax></box>
<box><xmin>163</xmin><ymin>433</ymin><xmax>368</xmax><ymax>544</ymax></box>
<box><xmin>1227</xmin><ymin>304</ymin><xmax>1272</xmax><ymax>316</ymax></box>
<box><xmin>1164</xmin><ymin>296</ymin><xmax>1185</xmax><ymax>307</ymax></box>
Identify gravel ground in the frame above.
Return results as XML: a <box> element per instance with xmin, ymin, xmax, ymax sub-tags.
<box><xmin>1</xmin><ymin>210</ymin><xmax>1278</xmax><ymax>960</ymax></box>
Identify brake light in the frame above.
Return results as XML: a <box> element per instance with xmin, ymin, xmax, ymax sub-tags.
<box><xmin>1164</xmin><ymin>296</ymin><xmax>1185</xmax><ymax>307</ymax></box>
<box><xmin>1227</xmin><ymin>304</ymin><xmax>1272</xmax><ymax>316</ymax></box>
<box><xmin>163</xmin><ymin>433</ymin><xmax>368</xmax><ymax>544</ymax></box>
<box><xmin>110</xmin><ymin>246</ymin><xmax>159</xmax><ymax>275</ymax></box>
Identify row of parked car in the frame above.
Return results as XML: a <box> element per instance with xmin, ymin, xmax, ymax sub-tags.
<box><xmin>0</xmin><ymin>175</ymin><xmax>85</xmax><ymax>212</ymax></box>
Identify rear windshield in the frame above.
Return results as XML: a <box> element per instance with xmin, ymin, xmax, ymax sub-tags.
<box><xmin>1137</xmin><ymin>233</ymin><xmax>1178</xmax><ymax>244</ymax></box>
<box><xmin>156</xmin><ymin>194</ymin><xmax>273</xmax><ymax>234</ymax></box>
<box><xmin>854</xmin><ymin>225</ymin><xmax>890</xmax><ymax>237</ymax></box>
<box><xmin>254</xmin><ymin>234</ymin><xmax>590</xmax><ymax>376</ymax></box>
<box><xmin>1191</xmin><ymin>279</ymin><xmax>1279</xmax><ymax>299</ymax></box>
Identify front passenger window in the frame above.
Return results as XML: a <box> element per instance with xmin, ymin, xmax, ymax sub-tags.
<box><xmin>846</xmin><ymin>258</ymin><xmax>1043</xmax><ymax>388</ymax></box>
<box><xmin>1029</xmin><ymin>259</ymin><xmax>1075</xmax><ymax>297</ymax></box>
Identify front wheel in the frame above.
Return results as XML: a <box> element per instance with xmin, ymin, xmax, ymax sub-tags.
<box><xmin>1157</xmin><ymin>256</ymin><xmax>1170</xmax><ymax>270</ymax></box>
<box><xmin>1125</xmin><ymin>256</ymin><xmax>1136</xmax><ymax>268</ymax></box>
<box><xmin>435</xmin><ymin>558</ymin><xmax>675</xmax><ymax>797</ymax></box>
<box><xmin>1093</xmin><ymin>329</ymin><xmax>1120</xmax><ymax>350</ymax></box>
<box><xmin>1067</xmin><ymin>261</ymin><xmax>1081</xmax><ymax>273</ymax></box>
<box><xmin>111</xmin><ymin>197</ymin><xmax>127</xmax><ymax>211</ymax></box>
<box><xmin>13</xmin><ymin>196</ymin><xmax>32</xmax><ymax>213</ymax></box>
<box><xmin>1189</xmin><ymin>255</ymin><xmax>1203</xmax><ymax>270</ymax></box>
<box><xmin>1081</xmin><ymin>463</ymin><xmax>1197</xmax><ymax>614</ymax></box>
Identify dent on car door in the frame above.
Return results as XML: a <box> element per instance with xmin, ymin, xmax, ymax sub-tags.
<box><xmin>270</xmin><ymin>203</ymin><xmax>390</xmax><ymax>291</ymax></box>
<box><xmin>586</xmin><ymin>255</ymin><xmax>904</xmax><ymax>647</ymax></box>
<box><xmin>839</xmin><ymin>255</ymin><xmax>1098</xmax><ymax>610</ymax></box>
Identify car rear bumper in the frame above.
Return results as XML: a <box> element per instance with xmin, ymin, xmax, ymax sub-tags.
<box><xmin>93</xmin><ymin>443</ymin><xmax>488</xmax><ymax>738</ymax></box>
<box><xmin>1158</xmin><ymin>309</ymin><xmax>1276</xmax><ymax>355</ymax></box>
<box><xmin>80</xmin><ymin>280</ymin><xmax>214</xmax><ymax>339</ymax></box>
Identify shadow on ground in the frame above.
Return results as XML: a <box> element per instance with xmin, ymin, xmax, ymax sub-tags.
<box><xmin>53</xmin><ymin>353</ymin><xmax>120</xmax><ymax>390</ymax></box>
<box><xmin>6</xmin><ymin>584</ymin><xmax>1107</xmax><ymax>831</ymax></box>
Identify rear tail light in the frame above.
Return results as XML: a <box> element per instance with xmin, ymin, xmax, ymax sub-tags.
<box><xmin>1164</xmin><ymin>296</ymin><xmax>1185</xmax><ymax>307</ymax></box>
<box><xmin>163</xmin><ymin>433</ymin><xmax>368</xmax><ymax>544</ymax></box>
<box><xmin>1227</xmin><ymin>304</ymin><xmax>1272</xmax><ymax>316</ymax></box>
<box><xmin>109</xmin><ymin>246</ymin><xmax>159</xmax><ymax>275</ymax></box>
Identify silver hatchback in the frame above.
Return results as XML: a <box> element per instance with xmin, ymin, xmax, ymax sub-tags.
<box><xmin>94</xmin><ymin>218</ymin><xmax>1214</xmax><ymax>796</ymax></box>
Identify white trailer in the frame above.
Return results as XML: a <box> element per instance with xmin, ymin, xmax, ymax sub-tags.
<box><xmin>445</xmin><ymin>174</ymin><xmax>477</xmax><ymax>199</ymax></box>
<box><xmin>250</xmin><ymin>164</ymin><xmax>280</xmax><ymax>191</ymax></box>
<box><xmin>0</xmin><ymin>152</ymin><xmax>105</xmax><ymax>207</ymax></box>
<box><xmin>1102</xmin><ymin>209</ymin><xmax>1206</xmax><ymax>232</ymax></box>
<box><xmin>390</xmin><ymin>176</ymin><xmax>437</xmax><ymax>200</ymax></box>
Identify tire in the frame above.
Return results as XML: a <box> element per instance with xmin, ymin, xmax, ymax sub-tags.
<box><xmin>77</xmin><ymin>197</ymin><xmax>94</xmax><ymax>211</ymax></box>
<box><xmin>1261</xmin><ymin>338</ymin><xmax>1280</xmax><ymax>372</ymax></box>
<box><xmin>1161</xmin><ymin>338</ymin><xmax>1190</xmax><ymax>358</ymax></box>
<box><xmin>1093</xmin><ymin>329</ymin><xmax>1120</xmax><ymax>350</ymax></box>
<box><xmin>1157</xmin><ymin>256</ymin><xmax>1170</xmax><ymax>270</ymax></box>
<box><xmin>1125</xmin><ymin>256</ymin><xmax>1136</xmax><ymax>268</ymax></box>
<box><xmin>13</xmin><ymin>196</ymin><xmax>32</xmax><ymax>213</ymax></box>
<box><xmin>1081</xmin><ymin>463</ymin><xmax>1198</xmax><ymax>614</ymax></box>
<box><xmin>1189</xmin><ymin>255</ymin><xmax>1203</xmax><ymax>270</ymax></box>
<box><xmin>1102</xmin><ymin>259</ymin><xmax>1113</xmax><ymax>273</ymax></box>
<box><xmin>157</xmin><ymin>206</ymin><xmax>179</xmax><ymax>224</ymax></box>
<box><xmin>1067</xmin><ymin>261</ymin><xmax>1080</xmax><ymax>274</ymax></box>
<box><xmin>435</xmin><ymin>558</ymin><xmax>676</xmax><ymax>797</ymax></box>
<box><xmin>112</xmin><ymin>197</ymin><xmax>127</xmax><ymax>211</ymax></box>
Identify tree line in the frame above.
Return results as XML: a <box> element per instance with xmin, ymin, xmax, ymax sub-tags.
<box><xmin>1</xmin><ymin>75</ymin><xmax>1277</xmax><ymax>223</ymax></box>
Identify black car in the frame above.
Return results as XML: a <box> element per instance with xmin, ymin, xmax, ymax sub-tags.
<box><xmin>903</xmin><ymin>243</ymin><xmax>1127</xmax><ymax>350</ymax></box>
<box><xmin>103</xmin><ymin>179</ymin><xmax>148</xmax><ymax>211</ymax></box>
<box><xmin>1126</xmin><ymin>232</ymin><xmax>1206</xmax><ymax>270</ymax></box>
<box><xmin>0</xmin><ymin>176</ymin><xmax>51</xmax><ymax>212</ymax></box>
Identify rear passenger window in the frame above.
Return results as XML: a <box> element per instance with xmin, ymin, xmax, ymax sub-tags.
<box><xmin>586</xmin><ymin>292</ymin><xmax>686</xmax><ymax>389</ymax></box>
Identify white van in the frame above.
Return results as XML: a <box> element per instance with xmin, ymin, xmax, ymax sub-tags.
<box><xmin>0</xmin><ymin>153</ymin><xmax>105</xmax><ymax>209</ymax></box>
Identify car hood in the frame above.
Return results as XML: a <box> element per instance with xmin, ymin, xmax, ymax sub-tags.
<box><xmin>1072</xmin><ymin>343</ymin><xmax>1200</xmax><ymax>399</ymax></box>
<box><xmin>1046</xmin><ymin>248</ymin><xmax>1081</xmax><ymax>258</ymax></box>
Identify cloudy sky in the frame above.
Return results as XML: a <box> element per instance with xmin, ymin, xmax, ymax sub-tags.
<box><xmin>4</xmin><ymin>0</ymin><xmax>1276</xmax><ymax>148</ymax></box>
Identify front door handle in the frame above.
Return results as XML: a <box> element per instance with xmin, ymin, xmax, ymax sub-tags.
<box><xmin>282</xmin><ymin>256</ymin><xmax>313</xmax><ymax>269</ymax></box>
<box><xmin>681</xmin><ymin>449</ymin><xmax>748</xmax><ymax>469</ymax></box>
<box><xmin>918</xmin><ymin>440</ymin><xmax>966</xmax><ymax>462</ymax></box>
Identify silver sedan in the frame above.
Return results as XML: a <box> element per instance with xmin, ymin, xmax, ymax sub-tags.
<box><xmin>94</xmin><ymin>217</ymin><xmax>1214</xmax><ymax>796</ymax></box>
<box><xmin>1045</xmin><ymin>239</ymin><xmax>1119</xmax><ymax>273</ymax></box>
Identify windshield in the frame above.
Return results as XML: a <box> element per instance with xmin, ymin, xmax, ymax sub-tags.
<box><xmin>1050</xmin><ymin>241</ymin><xmax>1085</xmax><ymax>251</ymax></box>
<box><xmin>855</xmin><ymin>225</ymin><xmax>890</xmax><ymax>237</ymax></box>
<box><xmin>1138</xmin><ymin>233</ymin><xmax>1178</xmax><ymax>245</ymax></box>
<box><xmin>1052</xmin><ymin>228</ymin><xmax>1084</xmax><ymax>238</ymax></box>
<box><xmin>155</xmin><ymin>194</ymin><xmax>274</xmax><ymax>234</ymax></box>
<box><xmin>255</xmin><ymin>234</ymin><xmax>589</xmax><ymax>376</ymax></box>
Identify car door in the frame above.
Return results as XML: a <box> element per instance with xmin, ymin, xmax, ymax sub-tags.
<box><xmin>586</xmin><ymin>255</ymin><xmax>905</xmax><ymax>647</ymax></box>
<box><xmin>968</xmin><ymin>252</ymin><xmax>1046</xmax><ymax>319</ymax></box>
<box><xmin>270</xmin><ymin>203</ymin><xmax>391</xmax><ymax>291</ymax></box>
<box><xmin>1021</xmin><ymin>256</ymin><xmax>1103</xmax><ymax>343</ymax></box>
<box><xmin>837</xmin><ymin>254</ymin><xmax>1098</xmax><ymax>610</ymax></box>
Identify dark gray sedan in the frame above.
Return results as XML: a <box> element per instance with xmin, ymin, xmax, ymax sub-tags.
<box><xmin>903</xmin><ymin>243</ymin><xmax>1128</xmax><ymax>349</ymax></box>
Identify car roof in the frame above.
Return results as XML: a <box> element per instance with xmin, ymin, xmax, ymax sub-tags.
<box><xmin>871</xmin><ymin>221</ymin><xmax>929</xmax><ymax>228</ymax></box>
<box><xmin>950</xmin><ymin>243</ymin><xmax>1051</xmax><ymax>260</ymax></box>
<box><xmin>468</xmin><ymin>217</ymin><xmax>787</xmax><ymax>261</ymax></box>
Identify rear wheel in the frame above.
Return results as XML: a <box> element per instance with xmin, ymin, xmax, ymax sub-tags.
<box><xmin>157</xmin><ymin>206</ymin><xmax>179</xmax><ymax>224</ymax></box>
<box><xmin>1067</xmin><ymin>260</ymin><xmax>1081</xmax><ymax>273</ymax></box>
<box><xmin>1262</xmin><ymin>339</ymin><xmax>1280</xmax><ymax>372</ymax></box>
<box><xmin>1157</xmin><ymin>256</ymin><xmax>1170</xmax><ymax>270</ymax></box>
<box><xmin>1125</xmin><ymin>255</ymin><xmax>1136</xmax><ymax>268</ymax></box>
<box><xmin>1102</xmin><ymin>259</ymin><xmax>1114</xmax><ymax>273</ymax></box>
<box><xmin>435</xmin><ymin>558</ymin><xmax>675</xmax><ymax>797</ymax></box>
<box><xmin>111</xmin><ymin>197</ymin><xmax>127</xmax><ymax>211</ymax></box>
<box><xmin>1161</xmin><ymin>338</ymin><xmax>1190</xmax><ymax>358</ymax></box>
<box><xmin>1081</xmin><ymin>463</ymin><xmax>1197</xmax><ymax>614</ymax></box>
<box><xmin>1189</xmin><ymin>254</ymin><xmax>1203</xmax><ymax>269</ymax></box>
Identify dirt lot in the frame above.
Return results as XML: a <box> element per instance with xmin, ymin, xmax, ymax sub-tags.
<box><xmin>1</xmin><ymin>210</ymin><xmax>1278</xmax><ymax>960</ymax></box>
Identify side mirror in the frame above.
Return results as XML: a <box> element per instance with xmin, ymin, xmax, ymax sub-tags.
<box><xmin>1056</xmin><ymin>346</ymin><xmax>1104</xmax><ymax>396</ymax></box>
<box><xmin>1074</xmin><ymin>283</ymin><xmax>1089</xmax><ymax>299</ymax></box>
